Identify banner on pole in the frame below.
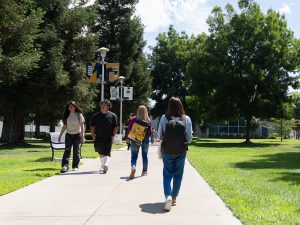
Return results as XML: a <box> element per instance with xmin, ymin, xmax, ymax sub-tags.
<box><xmin>106</xmin><ymin>63</ymin><xmax>119</xmax><ymax>82</ymax></box>
<box><xmin>123</xmin><ymin>87</ymin><xmax>133</xmax><ymax>100</ymax></box>
<box><xmin>86</xmin><ymin>62</ymin><xmax>120</xmax><ymax>83</ymax></box>
<box><xmin>110</xmin><ymin>86</ymin><xmax>119</xmax><ymax>100</ymax></box>
<box><xmin>85</xmin><ymin>62</ymin><xmax>101</xmax><ymax>83</ymax></box>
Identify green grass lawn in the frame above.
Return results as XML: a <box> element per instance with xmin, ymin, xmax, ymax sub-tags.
<box><xmin>0</xmin><ymin>139</ymin><xmax>126</xmax><ymax>196</ymax></box>
<box><xmin>188</xmin><ymin>138</ymin><xmax>300</xmax><ymax>225</ymax></box>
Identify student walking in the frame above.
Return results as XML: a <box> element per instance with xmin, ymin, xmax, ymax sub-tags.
<box><xmin>58</xmin><ymin>101</ymin><xmax>85</xmax><ymax>173</ymax></box>
<box><xmin>127</xmin><ymin>105</ymin><xmax>152</xmax><ymax>179</ymax></box>
<box><xmin>90</xmin><ymin>99</ymin><xmax>119</xmax><ymax>174</ymax></box>
<box><xmin>157</xmin><ymin>97</ymin><xmax>193</xmax><ymax>211</ymax></box>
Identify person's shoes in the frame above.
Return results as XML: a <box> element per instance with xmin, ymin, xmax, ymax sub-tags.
<box><xmin>172</xmin><ymin>197</ymin><xmax>176</xmax><ymax>206</ymax></box>
<box><xmin>60</xmin><ymin>166</ymin><xmax>68</xmax><ymax>173</ymax></box>
<box><xmin>129</xmin><ymin>167</ymin><xmax>136</xmax><ymax>179</ymax></box>
<box><xmin>72</xmin><ymin>167</ymin><xmax>78</xmax><ymax>171</ymax></box>
<box><xmin>141</xmin><ymin>171</ymin><xmax>147</xmax><ymax>176</ymax></box>
<box><xmin>103</xmin><ymin>165</ymin><xmax>108</xmax><ymax>174</ymax></box>
<box><xmin>164</xmin><ymin>196</ymin><xmax>172</xmax><ymax>211</ymax></box>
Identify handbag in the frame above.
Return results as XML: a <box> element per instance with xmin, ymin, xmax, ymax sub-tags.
<box><xmin>128</xmin><ymin>119</ymin><xmax>150</xmax><ymax>145</ymax></box>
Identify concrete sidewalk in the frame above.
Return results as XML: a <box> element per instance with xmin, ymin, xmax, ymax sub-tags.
<box><xmin>0</xmin><ymin>145</ymin><xmax>242</xmax><ymax>225</ymax></box>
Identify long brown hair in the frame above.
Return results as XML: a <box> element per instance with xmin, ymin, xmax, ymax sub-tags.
<box><xmin>165</xmin><ymin>97</ymin><xmax>185</xmax><ymax>117</ymax></box>
<box><xmin>136</xmin><ymin>105</ymin><xmax>150</xmax><ymax>121</ymax></box>
<box><xmin>63</xmin><ymin>100</ymin><xmax>83</xmax><ymax>124</ymax></box>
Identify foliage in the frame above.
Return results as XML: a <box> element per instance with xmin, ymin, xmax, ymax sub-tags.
<box><xmin>0</xmin><ymin>1</ymin><xmax>98</xmax><ymax>143</ymax></box>
<box><xmin>268</xmin><ymin>118</ymin><xmax>294</xmax><ymax>141</ymax></box>
<box><xmin>0</xmin><ymin>0</ymin><xmax>44</xmax><ymax>143</ymax></box>
<box><xmin>188</xmin><ymin>0</ymin><xmax>300</xmax><ymax>143</ymax></box>
<box><xmin>149</xmin><ymin>25</ymin><xmax>206</xmax><ymax>118</ymax></box>
<box><xmin>92</xmin><ymin>0</ymin><xmax>151</xmax><ymax>121</ymax></box>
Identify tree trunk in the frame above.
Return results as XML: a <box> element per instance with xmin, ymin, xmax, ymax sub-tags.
<box><xmin>0</xmin><ymin>109</ymin><xmax>25</xmax><ymax>144</ymax></box>
<box><xmin>280</xmin><ymin>119</ymin><xmax>283</xmax><ymax>142</ymax></box>
<box><xmin>244</xmin><ymin>117</ymin><xmax>252</xmax><ymax>144</ymax></box>
<box><xmin>49</xmin><ymin>117</ymin><xmax>56</xmax><ymax>132</ymax></box>
<box><xmin>34</xmin><ymin>114</ymin><xmax>41</xmax><ymax>138</ymax></box>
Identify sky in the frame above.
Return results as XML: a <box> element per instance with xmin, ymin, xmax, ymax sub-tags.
<box><xmin>133</xmin><ymin>0</ymin><xmax>300</xmax><ymax>51</ymax></box>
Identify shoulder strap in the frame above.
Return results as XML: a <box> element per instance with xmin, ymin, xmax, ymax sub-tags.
<box><xmin>165</xmin><ymin>114</ymin><xmax>172</xmax><ymax>121</ymax></box>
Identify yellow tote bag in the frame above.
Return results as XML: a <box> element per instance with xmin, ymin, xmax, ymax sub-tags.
<box><xmin>128</xmin><ymin>122</ymin><xmax>148</xmax><ymax>144</ymax></box>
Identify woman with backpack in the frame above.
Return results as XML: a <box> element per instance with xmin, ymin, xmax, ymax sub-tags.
<box><xmin>58</xmin><ymin>101</ymin><xmax>85</xmax><ymax>173</ymax></box>
<box><xmin>157</xmin><ymin>97</ymin><xmax>192</xmax><ymax>211</ymax></box>
<box><xmin>127</xmin><ymin>105</ymin><xmax>152</xmax><ymax>179</ymax></box>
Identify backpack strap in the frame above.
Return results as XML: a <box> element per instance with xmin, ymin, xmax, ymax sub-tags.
<box><xmin>165</xmin><ymin>114</ymin><xmax>172</xmax><ymax>121</ymax></box>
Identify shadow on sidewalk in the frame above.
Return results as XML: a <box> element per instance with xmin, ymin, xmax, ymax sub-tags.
<box><xmin>59</xmin><ymin>171</ymin><xmax>100</xmax><ymax>176</ymax></box>
<box><xmin>139</xmin><ymin>202</ymin><xmax>165</xmax><ymax>214</ymax></box>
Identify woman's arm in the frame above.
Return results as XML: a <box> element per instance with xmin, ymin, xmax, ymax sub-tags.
<box><xmin>157</xmin><ymin>115</ymin><xmax>166</xmax><ymax>140</ymax></box>
<box><xmin>185</xmin><ymin>116</ymin><xmax>193</xmax><ymax>143</ymax></box>
<box><xmin>80</xmin><ymin>122</ymin><xmax>86</xmax><ymax>143</ymax></box>
<box><xmin>58</xmin><ymin>124</ymin><xmax>67</xmax><ymax>142</ymax></box>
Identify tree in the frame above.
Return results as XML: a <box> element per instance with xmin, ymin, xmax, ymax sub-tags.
<box><xmin>188</xmin><ymin>0</ymin><xmax>300</xmax><ymax>143</ymax></box>
<box><xmin>93</xmin><ymin>0</ymin><xmax>151</xmax><ymax>121</ymax></box>
<box><xmin>0</xmin><ymin>0</ymin><xmax>98</xmax><ymax>143</ymax></box>
<box><xmin>0</xmin><ymin>0</ymin><xmax>43</xmax><ymax>143</ymax></box>
<box><xmin>149</xmin><ymin>25</ymin><xmax>203</xmax><ymax>118</ymax></box>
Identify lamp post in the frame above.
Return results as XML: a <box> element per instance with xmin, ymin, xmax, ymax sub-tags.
<box><xmin>118</xmin><ymin>76</ymin><xmax>125</xmax><ymax>136</ymax></box>
<box><xmin>98</xmin><ymin>47</ymin><xmax>109</xmax><ymax>101</ymax></box>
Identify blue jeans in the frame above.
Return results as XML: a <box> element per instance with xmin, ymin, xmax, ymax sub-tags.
<box><xmin>130</xmin><ymin>138</ymin><xmax>149</xmax><ymax>172</ymax></box>
<box><xmin>162</xmin><ymin>151</ymin><xmax>186</xmax><ymax>198</ymax></box>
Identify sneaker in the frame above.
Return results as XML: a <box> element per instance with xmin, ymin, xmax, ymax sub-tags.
<box><xmin>60</xmin><ymin>166</ymin><xmax>68</xmax><ymax>173</ymax></box>
<box><xmin>99</xmin><ymin>165</ymin><xmax>103</xmax><ymax>173</ymax></box>
<box><xmin>141</xmin><ymin>171</ymin><xmax>147</xmax><ymax>176</ymax></box>
<box><xmin>164</xmin><ymin>196</ymin><xmax>172</xmax><ymax>211</ymax></box>
<box><xmin>103</xmin><ymin>165</ymin><xmax>108</xmax><ymax>174</ymax></box>
<box><xmin>172</xmin><ymin>197</ymin><xmax>176</xmax><ymax>206</ymax></box>
<box><xmin>129</xmin><ymin>167</ymin><xmax>136</xmax><ymax>179</ymax></box>
<box><xmin>72</xmin><ymin>167</ymin><xmax>78</xmax><ymax>171</ymax></box>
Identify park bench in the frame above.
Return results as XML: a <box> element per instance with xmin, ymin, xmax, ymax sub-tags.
<box><xmin>48</xmin><ymin>132</ymin><xmax>82</xmax><ymax>161</ymax></box>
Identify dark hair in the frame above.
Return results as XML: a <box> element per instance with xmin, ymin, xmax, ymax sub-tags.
<box><xmin>129</xmin><ymin>113</ymin><xmax>135</xmax><ymax>117</ymax></box>
<box><xmin>63</xmin><ymin>101</ymin><xmax>83</xmax><ymax>124</ymax></box>
<box><xmin>165</xmin><ymin>97</ymin><xmax>185</xmax><ymax>117</ymax></box>
<box><xmin>100</xmin><ymin>99</ymin><xmax>112</xmax><ymax>109</ymax></box>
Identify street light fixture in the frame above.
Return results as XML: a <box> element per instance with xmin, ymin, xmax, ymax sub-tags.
<box><xmin>118</xmin><ymin>76</ymin><xmax>125</xmax><ymax>136</ymax></box>
<box><xmin>98</xmin><ymin>47</ymin><xmax>109</xmax><ymax>101</ymax></box>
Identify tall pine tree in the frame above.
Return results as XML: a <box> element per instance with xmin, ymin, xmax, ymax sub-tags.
<box><xmin>0</xmin><ymin>0</ymin><xmax>43</xmax><ymax>143</ymax></box>
<box><xmin>93</xmin><ymin>0</ymin><xmax>151</xmax><ymax>122</ymax></box>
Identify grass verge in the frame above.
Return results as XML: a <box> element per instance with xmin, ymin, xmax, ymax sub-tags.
<box><xmin>188</xmin><ymin>138</ymin><xmax>300</xmax><ymax>225</ymax></box>
<box><xmin>0</xmin><ymin>139</ymin><xmax>126</xmax><ymax>196</ymax></box>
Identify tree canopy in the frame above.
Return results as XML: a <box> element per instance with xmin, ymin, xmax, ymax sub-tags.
<box><xmin>188</xmin><ymin>0</ymin><xmax>300</xmax><ymax>143</ymax></box>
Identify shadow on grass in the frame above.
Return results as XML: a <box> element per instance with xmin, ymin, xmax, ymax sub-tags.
<box><xmin>24</xmin><ymin>168</ymin><xmax>57</xmax><ymax>172</ymax></box>
<box><xmin>191</xmin><ymin>141</ymin><xmax>279</xmax><ymax>149</ymax></box>
<box><xmin>31</xmin><ymin>157</ymin><xmax>53</xmax><ymax>162</ymax></box>
<box><xmin>233</xmin><ymin>152</ymin><xmax>300</xmax><ymax>170</ymax></box>
<box><xmin>273</xmin><ymin>172</ymin><xmax>300</xmax><ymax>185</ymax></box>
<box><xmin>139</xmin><ymin>202</ymin><xmax>166</xmax><ymax>214</ymax></box>
<box><xmin>0</xmin><ymin>141</ymin><xmax>49</xmax><ymax>151</ymax></box>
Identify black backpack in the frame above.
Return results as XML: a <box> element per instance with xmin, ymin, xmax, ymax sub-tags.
<box><xmin>162</xmin><ymin>115</ymin><xmax>188</xmax><ymax>155</ymax></box>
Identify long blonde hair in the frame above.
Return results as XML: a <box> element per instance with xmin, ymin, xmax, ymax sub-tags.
<box><xmin>136</xmin><ymin>105</ymin><xmax>150</xmax><ymax>122</ymax></box>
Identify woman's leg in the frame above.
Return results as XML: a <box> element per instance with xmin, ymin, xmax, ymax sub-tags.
<box><xmin>130</xmin><ymin>142</ymin><xmax>139</xmax><ymax>168</ymax></box>
<box><xmin>141</xmin><ymin>140</ymin><xmax>149</xmax><ymax>173</ymax></box>
<box><xmin>72</xmin><ymin>133</ymin><xmax>81</xmax><ymax>169</ymax></box>
<box><xmin>162</xmin><ymin>153</ymin><xmax>175</xmax><ymax>198</ymax></box>
<box><xmin>171</xmin><ymin>153</ymin><xmax>186</xmax><ymax>198</ymax></box>
<box><xmin>62</xmin><ymin>133</ymin><xmax>72</xmax><ymax>169</ymax></box>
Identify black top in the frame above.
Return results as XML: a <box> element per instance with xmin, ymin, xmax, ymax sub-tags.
<box><xmin>90</xmin><ymin>111</ymin><xmax>119</xmax><ymax>141</ymax></box>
